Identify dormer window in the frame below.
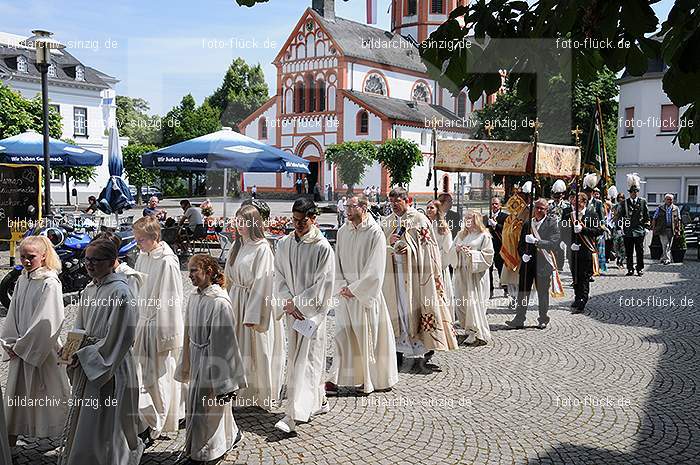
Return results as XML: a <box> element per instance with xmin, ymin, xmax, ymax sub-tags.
<box><xmin>75</xmin><ymin>65</ymin><xmax>85</xmax><ymax>81</ymax></box>
<box><xmin>48</xmin><ymin>64</ymin><xmax>57</xmax><ymax>78</ymax></box>
<box><xmin>16</xmin><ymin>56</ymin><xmax>28</xmax><ymax>73</ymax></box>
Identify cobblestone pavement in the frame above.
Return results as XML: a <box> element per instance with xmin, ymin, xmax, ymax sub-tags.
<box><xmin>2</xmin><ymin>256</ymin><xmax>699</xmax><ymax>465</ymax></box>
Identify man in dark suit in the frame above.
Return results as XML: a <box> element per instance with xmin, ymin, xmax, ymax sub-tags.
<box><xmin>438</xmin><ymin>193</ymin><xmax>461</xmax><ymax>239</ymax></box>
<box><xmin>506</xmin><ymin>198</ymin><xmax>561</xmax><ymax>330</ymax></box>
<box><xmin>615</xmin><ymin>177</ymin><xmax>650</xmax><ymax>276</ymax></box>
<box><xmin>569</xmin><ymin>192</ymin><xmax>607</xmax><ymax>313</ymax></box>
<box><xmin>484</xmin><ymin>196</ymin><xmax>509</xmax><ymax>297</ymax></box>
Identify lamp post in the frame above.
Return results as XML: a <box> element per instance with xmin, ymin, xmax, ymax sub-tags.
<box><xmin>21</xmin><ymin>30</ymin><xmax>65</xmax><ymax>217</ymax></box>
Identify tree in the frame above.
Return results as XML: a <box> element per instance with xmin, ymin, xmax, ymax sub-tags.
<box><xmin>376</xmin><ymin>138</ymin><xmax>423</xmax><ymax>189</ymax></box>
<box><xmin>123</xmin><ymin>144</ymin><xmax>158</xmax><ymax>204</ymax></box>
<box><xmin>325</xmin><ymin>141</ymin><xmax>378</xmax><ymax>194</ymax></box>
<box><xmin>0</xmin><ymin>83</ymin><xmax>61</xmax><ymax>139</ymax></box>
<box><xmin>206</xmin><ymin>58</ymin><xmax>269</xmax><ymax>130</ymax></box>
<box><xmin>115</xmin><ymin>96</ymin><xmax>159</xmax><ymax>146</ymax></box>
<box><xmin>420</xmin><ymin>1</ymin><xmax>700</xmax><ymax>150</ymax></box>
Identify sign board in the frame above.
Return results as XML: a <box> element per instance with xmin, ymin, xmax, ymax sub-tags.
<box><xmin>0</xmin><ymin>164</ymin><xmax>41</xmax><ymax>240</ymax></box>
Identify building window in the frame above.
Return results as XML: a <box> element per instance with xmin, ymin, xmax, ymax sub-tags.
<box><xmin>357</xmin><ymin>110</ymin><xmax>369</xmax><ymax>135</ymax></box>
<box><xmin>406</xmin><ymin>0</ymin><xmax>417</xmax><ymax>15</ymax></box>
<box><xmin>259</xmin><ymin>117</ymin><xmax>268</xmax><ymax>140</ymax></box>
<box><xmin>317</xmin><ymin>79</ymin><xmax>326</xmax><ymax>111</ymax></box>
<box><xmin>16</xmin><ymin>56</ymin><xmax>28</xmax><ymax>73</ymax></box>
<box><xmin>49</xmin><ymin>104</ymin><xmax>60</xmax><ymax>118</ymax></box>
<box><xmin>47</xmin><ymin>63</ymin><xmax>57</xmax><ymax>77</ymax></box>
<box><xmin>49</xmin><ymin>170</ymin><xmax>64</xmax><ymax>183</ymax></box>
<box><xmin>457</xmin><ymin>93</ymin><xmax>467</xmax><ymax>117</ymax></box>
<box><xmin>74</xmin><ymin>107</ymin><xmax>88</xmax><ymax>137</ymax></box>
<box><xmin>421</xmin><ymin>131</ymin><xmax>428</xmax><ymax>146</ymax></box>
<box><xmin>412</xmin><ymin>82</ymin><xmax>430</xmax><ymax>103</ymax></box>
<box><xmin>688</xmin><ymin>185</ymin><xmax>698</xmax><ymax>204</ymax></box>
<box><xmin>364</xmin><ymin>73</ymin><xmax>386</xmax><ymax>96</ymax></box>
<box><xmin>295</xmin><ymin>81</ymin><xmax>306</xmax><ymax>113</ymax></box>
<box><xmin>75</xmin><ymin>65</ymin><xmax>85</xmax><ymax>81</ymax></box>
<box><xmin>624</xmin><ymin>107</ymin><xmax>635</xmax><ymax>136</ymax></box>
<box><xmin>431</xmin><ymin>0</ymin><xmax>445</xmax><ymax>14</ymax></box>
<box><xmin>647</xmin><ymin>193</ymin><xmax>657</xmax><ymax>204</ymax></box>
<box><xmin>307</xmin><ymin>75</ymin><xmax>316</xmax><ymax>112</ymax></box>
<box><xmin>660</xmin><ymin>104</ymin><xmax>679</xmax><ymax>132</ymax></box>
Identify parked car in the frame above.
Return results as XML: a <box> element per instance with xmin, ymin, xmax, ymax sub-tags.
<box><xmin>128</xmin><ymin>185</ymin><xmax>163</xmax><ymax>200</ymax></box>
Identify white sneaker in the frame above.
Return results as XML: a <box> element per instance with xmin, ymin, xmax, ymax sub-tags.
<box><xmin>274</xmin><ymin>415</ymin><xmax>295</xmax><ymax>433</ymax></box>
<box><xmin>312</xmin><ymin>400</ymin><xmax>330</xmax><ymax>416</ymax></box>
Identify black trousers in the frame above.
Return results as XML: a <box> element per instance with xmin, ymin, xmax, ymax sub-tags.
<box><xmin>574</xmin><ymin>250</ymin><xmax>593</xmax><ymax>305</ymax></box>
<box><xmin>624</xmin><ymin>236</ymin><xmax>645</xmax><ymax>271</ymax></box>
<box><xmin>513</xmin><ymin>266</ymin><xmax>551</xmax><ymax>325</ymax></box>
<box><xmin>489</xmin><ymin>252</ymin><xmax>504</xmax><ymax>294</ymax></box>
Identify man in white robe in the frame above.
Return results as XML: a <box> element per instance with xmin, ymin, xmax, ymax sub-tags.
<box><xmin>274</xmin><ymin>198</ymin><xmax>335</xmax><ymax>433</ymax></box>
<box><xmin>326</xmin><ymin>195</ymin><xmax>398</xmax><ymax>396</ymax></box>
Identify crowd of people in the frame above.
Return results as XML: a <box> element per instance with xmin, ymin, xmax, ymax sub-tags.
<box><xmin>0</xmin><ymin>171</ymin><xmax>681</xmax><ymax>464</ymax></box>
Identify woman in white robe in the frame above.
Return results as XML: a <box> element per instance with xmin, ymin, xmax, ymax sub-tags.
<box><xmin>59</xmin><ymin>239</ymin><xmax>142</xmax><ymax>465</ymax></box>
<box><xmin>93</xmin><ymin>231</ymin><xmax>146</xmax><ymax>296</ymax></box>
<box><xmin>0</xmin><ymin>236</ymin><xmax>69</xmax><ymax>445</ymax></box>
<box><xmin>425</xmin><ymin>200</ymin><xmax>455</xmax><ymax>323</ymax></box>
<box><xmin>132</xmin><ymin>216</ymin><xmax>185</xmax><ymax>440</ymax></box>
<box><xmin>224</xmin><ymin>205</ymin><xmax>284</xmax><ymax>411</ymax></box>
<box><xmin>176</xmin><ymin>254</ymin><xmax>246</xmax><ymax>463</ymax></box>
<box><xmin>448</xmin><ymin>210</ymin><xmax>494</xmax><ymax>345</ymax></box>
<box><xmin>273</xmin><ymin>199</ymin><xmax>335</xmax><ymax>433</ymax></box>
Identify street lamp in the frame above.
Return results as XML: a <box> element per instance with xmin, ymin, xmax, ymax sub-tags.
<box><xmin>21</xmin><ymin>30</ymin><xmax>65</xmax><ymax>217</ymax></box>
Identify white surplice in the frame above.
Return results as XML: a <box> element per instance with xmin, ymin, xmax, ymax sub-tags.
<box><xmin>0</xmin><ymin>267</ymin><xmax>69</xmax><ymax>438</ymax></box>
<box><xmin>175</xmin><ymin>285</ymin><xmax>246</xmax><ymax>462</ymax></box>
<box><xmin>274</xmin><ymin>226</ymin><xmax>335</xmax><ymax>422</ymax></box>
<box><xmin>432</xmin><ymin>221</ymin><xmax>455</xmax><ymax>323</ymax></box>
<box><xmin>225</xmin><ymin>239</ymin><xmax>285</xmax><ymax>411</ymax></box>
<box><xmin>448</xmin><ymin>231</ymin><xmax>494</xmax><ymax>343</ymax></box>
<box><xmin>61</xmin><ymin>272</ymin><xmax>142</xmax><ymax>465</ymax></box>
<box><xmin>329</xmin><ymin>216</ymin><xmax>398</xmax><ymax>394</ymax></box>
<box><xmin>115</xmin><ymin>262</ymin><xmax>146</xmax><ymax>298</ymax></box>
<box><xmin>133</xmin><ymin>241</ymin><xmax>185</xmax><ymax>435</ymax></box>
<box><xmin>0</xmin><ymin>385</ymin><xmax>11</xmax><ymax>465</ymax></box>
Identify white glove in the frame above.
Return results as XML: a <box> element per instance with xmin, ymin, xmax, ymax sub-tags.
<box><xmin>574</xmin><ymin>223</ymin><xmax>583</xmax><ymax>233</ymax></box>
<box><xmin>525</xmin><ymin>234</ymin><xmax>537</xmax><ymax>244</ymax></box>
<box><xmin>522</xmin><ymin>254</ymin><xmax>531</xmax><ymax>263</ymax></box>
<box><xmin>559</xmin><ymin>241</ymin><xmax>567</xmax><ymax>252</ymax></box>
<box><xmin>488</xmin><ymin>218</ymin><xmax>497</xmax><ymax>227</ymax></box>
<box><xmin>571</xmin><ymin>243</ymin><xmax>580</xmax><ymax>251</ymax></box>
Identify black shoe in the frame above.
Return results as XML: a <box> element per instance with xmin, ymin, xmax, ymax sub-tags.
<box><xmin>589</xmin><ymin>277</ymin><xmax>595</xmax><ymax>282</ymax></box>
<box><xmin>396</xmin><ymin>352</ymin><xmax>404</xmax><ymax>367</ymax></box>
<box><xmin>504</xmin><ymin>320</ymin><xmax>524</xmax><ymax>329</ymax></box>
<box><xmin>571</xmin><ymin>306</ymin><xmax>584</xmax><ymax>314</ymax></box>
<box><xmin>138</xmin><ymin>427</ymin><xmax>154</xmax><ymax>449</ymax></box>
<box><xmin>626</xmin><ymin>271</ymin><xmax>634</xmax><ymax>276</ymax></box>
<box><xmin>232</xmin><ymin>429</ymin><xmax>244</xmax><ymax>449</ymax></box>
<box><xmin>537</xmin><ymin>322</ymin><xmax>548</xmax><ymax>329</ymax></box>
<box><xmin>570</xmin><ymin>300</ymin><xmax>580</xmax><ymax>308</ymax></box>
<box><xmin>424</xmin><ymin>350</ymin><xmax>435</xmax><ymax>364</ymax></box>
<box><xmin>637</xmin><ymin>270</ymin><xmax>644</xmax><ymax>276</ymax></box>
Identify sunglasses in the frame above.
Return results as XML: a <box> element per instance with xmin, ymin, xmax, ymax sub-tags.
<box><xmin>84</xmin><ymin>257</ymin><xmax>113</xmax><ymax>265</ymax></box>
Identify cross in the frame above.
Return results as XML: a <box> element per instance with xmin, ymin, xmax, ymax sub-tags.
<box><xmin>571</xmin><ymin>125</ymin><xmax>583</xmax><ymax>145</ymax></box>
<box><xmin>484</xmin><ymin>121</ymin><xmax>494</xmax><ymax>139</ymax></box>
<box><xmin>532</xmin><ymin>117</ymin><xmax>543</xmax><ymax>134</ymax></box>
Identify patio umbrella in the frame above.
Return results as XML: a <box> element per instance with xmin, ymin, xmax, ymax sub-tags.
<box><xmin>97</xmin><ymin>126</ymin><xmax>134</xmax><ymax>216</ymax></box>
<box><xmin>0</xmin><ymin>130</ymin><xmax>103</xmax><ymax>166</ymax></box>
<box><xmin>142</xmin><ymin>127</ymin><xmax>310</xmax><ymax>216</ymax></box>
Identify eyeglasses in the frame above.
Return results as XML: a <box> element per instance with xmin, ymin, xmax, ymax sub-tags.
<box><xmin>84</xmin><ymin>257</ymin><xmax>113</xmax><ymax>265</ymax></box>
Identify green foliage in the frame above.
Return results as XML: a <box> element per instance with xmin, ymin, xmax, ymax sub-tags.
<box><xmin>420</xmin><ymin>0</ymin><xmax>700</xmax><ymax>149</ymax></box>
<box><xmin>123</xmin><ymin>144</ymin><xmax>158</xmax><ymax>204</ymax></box>
<box><xmin>325</xmin><ymin>141</ymin><xmax>377</xmax><ymax>193</ymax></box>
<box><xmin>0</xmin><ymin>83</ymin><xmax>62</xmax><ymax>139</ymax></box>
<box><xmin>115</xmin><ymin>96</ymin><xmax>160</xmax><ymax>145</ymax></box>
<box><xmin>206</xmin><ymin>58</ymin><xmax>270</xmax><ymax>129</ymax></box>
<box><xmin>160</xmin><ymin>94</ymin><xmax>222</xmax><ymax>147</ymax></box>
<box><xmin>159</xmin><ymin>172</ymin><xmax>189</xmax><ymax>197</ymax></box>
<box><xmin>376</xmin><ymin>138</ymin><xmax>423</xmax><ymax>189</ymax></box>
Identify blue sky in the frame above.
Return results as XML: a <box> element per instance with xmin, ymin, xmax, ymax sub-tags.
<box><xmin>2</xmin><ymin>0</ymin><xmax>674</xmax><ymax>115</ymax></box>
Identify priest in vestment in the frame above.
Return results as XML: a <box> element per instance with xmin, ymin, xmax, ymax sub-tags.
<box><xmin>326</xmin><ymin>195</ymin><xmax>398</xmax><ymax>396</ymax></box>
<box><xmin>500</xmin><ymin>191</ymin><xmax>529</xmax><ymax>306</ymax></box>
<box><xmin>274</xmin><ymin>198</ymin><xmax>335</xmax><ymax>433</ymax></box>
<box><xmin>225</xmin><ymin>205</ymin><xmax>285</xmax><ymax>411</ymax></box>
<box><xmin>382</xmin><ymin>187</ymin><xmax>457</xmax><ymax>369</ymax></box>
<box><xmin>132</xmin><ymin>216</ymin><xmax>185</xmax><ymax>442</ymax></box>
<box><xmin>176</xmin><ymin>255</ymin><xmax>246</xmax><ymax>462</ymax></box>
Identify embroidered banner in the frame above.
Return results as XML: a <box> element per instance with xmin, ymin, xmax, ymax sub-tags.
<box><xmin>536</xmin><ymin>143</ymin><xmax>581</xmax><ymax>177</ymax></box>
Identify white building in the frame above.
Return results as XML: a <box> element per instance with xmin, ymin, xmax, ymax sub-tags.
<box><xmin>0</xmin><ymin>31</ymin><xmax>125</xmax><ymax>205</ymax></box>
<box><xmin>616</xmin><ymin>55</ymin><xmax>700</xmax><ymax>207</ymax></box>
<box><xmin>239</xmin><ymin>0</ymin><xmax>494</xmax><ymax>199</ymax></box>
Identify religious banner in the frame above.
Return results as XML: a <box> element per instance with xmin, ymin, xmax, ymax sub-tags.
<box><xmin>536</xmin><ymin>143</ymin><xmax>581</xmax><ymax>177</ymax></box>
<box><xmin>435</xmin><ymin>139</ymin><xmax>532</xmax><ymax>174</ymax></box>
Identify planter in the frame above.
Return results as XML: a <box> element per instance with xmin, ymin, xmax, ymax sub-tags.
<box><xmin>649</xmin><ymin>235</ymin><xmax>662</xmax><ymax>260</ymax></box>
<box><xmin>671</xmin><ymin>248</ymin><xmax>686</xmax><ymax>263</ymax></box>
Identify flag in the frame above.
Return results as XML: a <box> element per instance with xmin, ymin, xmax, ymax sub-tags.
<box><xmin>366</xmin><ymin>0</ymin><xmax>377</xmax><ymax>24</ymax></box>
<box><xmin>582</xmin><ymin>98</ymin><xmax>611</xmax><ymax>193</ymax></box>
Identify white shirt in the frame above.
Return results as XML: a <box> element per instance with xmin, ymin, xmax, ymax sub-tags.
<box><xmin>532</xmin><ymin>216</ymin><xmax>545</xmax><ymax>232</ymax></box>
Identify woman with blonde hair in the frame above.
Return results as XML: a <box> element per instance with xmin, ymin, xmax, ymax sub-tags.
<box><xmin>224</xmin><ymin>204</ymin><xmax>285</xmax><ymax>411</ymax></box>
<box><xmin>0</xmin><ymin>235</ymin><xmax>69</xmax><ymax>446</ymax></box>
<box><xmin>176</xmin><ymin>254</ymin><xmax>246</xmax><ymax>462</ymax></box>
<box><xmin>132</xmin><ymin>215</ymin><xmax>185</xmax><ymax>445</ymax></box>
<box><xmin>425</xmin><ymin>199</ymin><xmax>455</xmax><ymax>322</ymax></box>
<box><xmin>448</xmin><ymin>209</ymin><xmax>494</xmax><ymax>345</ymax></box>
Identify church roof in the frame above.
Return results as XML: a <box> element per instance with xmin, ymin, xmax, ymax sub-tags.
<box><xmin>344</xmin><ymin>90</ymin><xmax>472</xmax><ymax>132</ymax></box>
<box><xmin>313</xmin><ymin>11</ymin><xmax>427</xmax><ymax>73</ymax></box>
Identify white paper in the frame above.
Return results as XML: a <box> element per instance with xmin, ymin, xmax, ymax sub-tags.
<box><xmin>292</xmin><ymin>318</ymin><xmax>317</xmax><ymax>338</ymax></box>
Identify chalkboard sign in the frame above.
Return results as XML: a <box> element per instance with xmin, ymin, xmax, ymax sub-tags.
<box><xmin>0</xmin><ymin>164</ymin><xmax>41</xmax><ymax>240</ymax></box>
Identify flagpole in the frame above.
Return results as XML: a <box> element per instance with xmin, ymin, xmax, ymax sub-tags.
<box><xmin>596</xmin><ymin>97</ymin><xmax>610</xmax><ymax>198</ymax></box>
<box><xmin>525</xmin><ymin>118</ymin><xmax>542</xmax><ymax>277</ymax></box>
<box><xmin>433</xmin><ymin>128</ymin><xmax>438</xmax><ymax>200</ymax></box>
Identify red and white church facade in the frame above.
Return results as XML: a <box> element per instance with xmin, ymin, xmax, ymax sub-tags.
<box><xmin>239</xmin><ymin>0</ymin><xmax>493</xmax><ymax>198</ymax></box>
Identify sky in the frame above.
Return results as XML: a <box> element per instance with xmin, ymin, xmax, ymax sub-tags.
<box><xmin>1</xmin><ymin>0</ymin><xmax>675</xmax><ymax>115</ymax></box>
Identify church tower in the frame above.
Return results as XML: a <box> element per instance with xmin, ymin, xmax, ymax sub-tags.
<box><xmin>391</xmin><ymin>0</ymin><xmax>467</xmax><ymax>43</ymax></box>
